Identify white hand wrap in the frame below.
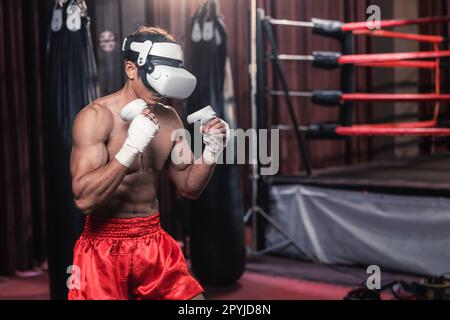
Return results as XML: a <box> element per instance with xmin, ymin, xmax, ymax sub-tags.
<box><xmin>120</xmin><ymin>99</ymin><xmax>148</xmax><ymax>121</ymax></box>
<box><xmin>202</xmin><ymin>119</ymin><xmax>231</xmax><ymax>165</ymax></box>
<box><xmin>115</xmin><ymin>114</ymin><xmax>159</xmax><ymax>167</ymax></box>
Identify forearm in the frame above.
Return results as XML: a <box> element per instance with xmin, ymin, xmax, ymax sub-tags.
<box><xmin>73</xmin><ymin>159</ymin><xmax>127</xmax><ymax>213</ymax></box>
<box><xmin>180</xmin><ymin>162</ymin><xmax>216</xmax><ymax>199</ymax></box>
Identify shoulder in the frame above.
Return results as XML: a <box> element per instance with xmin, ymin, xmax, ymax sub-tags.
<box><xmin>155</xmin><ymin>103</ymin><xmax>184</xmax><ymax>127</ymax></box>
<box><xmin>75</xmin><ymin>102</ymin><xmax>114</xmax><ymax>128</ymax></box>
<box><xmin>73</xmin><ymin>102</ymin><xmax>114</xmax><ymax>143</ymax></box>
<box><xmin>75</xmin><ymin>102</ymin><xmax>114</xmax><ymax>124</ymax></box>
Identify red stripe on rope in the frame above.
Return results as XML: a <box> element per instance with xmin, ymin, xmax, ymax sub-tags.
<box><xmin>342</xmin><ymin>120</ymin><xmax>437</xmax><ymax>129</ymax></box>
<box><xmin>335</xmin><ymin>127</ymin><xmax>450</xmax><ymax>136</ymax></box>
<box><xmin>335</xmin><ymin>120</ymin><xmax>444</xmax><ymax>136</ymax></box>
<box><xmin>339</xmin><ymin>50</ymin><xmax>450</xmax><ymax>64</ymax></box>
<box><xmin>356</xmin><ymin>60</ymin><xmax>437</xmax><ymax>69</ymax></box>
<box><xmin>353</xmin><ymin>29</ymin><xmax>444</xmax><ymax>43</ymax></box>
<box><xmin>341</xmin><ymin>16</ymin><xmax>450</xmax><ymax>32</ymax></box>
<box><xmin>341</xmin><ymin>93</ymin><xmax>450</xmax><ymax>102</ymax></box>
<box><xmin>336</xmin><ymin>127</ymin><xmax>450</xmax><ymax>136</ymax></box>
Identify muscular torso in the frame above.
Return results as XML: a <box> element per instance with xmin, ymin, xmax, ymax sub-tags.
<box><xmin>90</xmin><ymin>94</ymin><xmax>178</xmax><ymax>218</ymax></box>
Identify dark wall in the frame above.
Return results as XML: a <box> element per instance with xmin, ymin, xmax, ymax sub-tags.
<box><xmin>0</xmin><ymin>0</ymin><xmax>52</xmax><ymax>275</ymax></box>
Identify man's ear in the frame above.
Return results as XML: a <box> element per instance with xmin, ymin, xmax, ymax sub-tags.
<box><xmin>124</xmin><ymin>61</ymin><xmax>137</xmax><ymax>80</ymax></box>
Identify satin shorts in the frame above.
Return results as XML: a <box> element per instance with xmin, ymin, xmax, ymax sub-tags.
<box><xmin>68</xmin><ymin>213</ymin><xmax>204</xmax><ymax>300</ymax></box>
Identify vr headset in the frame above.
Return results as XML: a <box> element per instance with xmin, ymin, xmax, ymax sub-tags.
<box><xmin>122</xmin><ymin>35</ymin><xmax>197</xmax><ymax>99</ymax></box>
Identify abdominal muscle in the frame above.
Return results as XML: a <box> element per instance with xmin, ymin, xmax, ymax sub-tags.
<box><xmin>92</xmin><ymin>170</ymin><xmax>160</xmax><ymax>219</ymax></box>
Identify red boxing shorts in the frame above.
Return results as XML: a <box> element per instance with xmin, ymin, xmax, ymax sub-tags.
<box><xmin>68</xmin><ymin>213</ymin><xmax>204</xmax><ymax>300</ymax></box>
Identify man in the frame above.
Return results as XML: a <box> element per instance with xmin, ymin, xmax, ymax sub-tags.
<box><xmin>68</xmin><ymin>26</ymin><xmax>229</xmax><ymax>300</ymax></box>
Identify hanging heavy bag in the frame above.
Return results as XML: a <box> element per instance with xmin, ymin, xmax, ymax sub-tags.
<box><xmin>44</xmin><ymin>0</ymin><xmax>99</xmax><ymax>299</ymax></box>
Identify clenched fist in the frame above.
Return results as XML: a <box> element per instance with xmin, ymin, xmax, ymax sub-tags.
<box><xmin>201</xmin><ymin>117</ymin><xmax>230</xmax><ymax>165</ymax></box>
<box><xmin>115</xmin><ymin>108</ymin><xmax>160</xmax><ymax>167</ymax></box>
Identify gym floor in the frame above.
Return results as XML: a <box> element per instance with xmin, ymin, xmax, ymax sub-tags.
<box><xmin>0</xmin><ymin>255</ymin><xmax>420</xmax><ymax>300</ymax></box>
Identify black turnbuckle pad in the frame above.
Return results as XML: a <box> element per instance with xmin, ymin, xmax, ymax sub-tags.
<box><xmin>312</xmin><ymin>51</ymin><xmax>342</xmax><ymax>69</ymax></box>
<box><xmin>312</xmin><ymin>18</ymin><xmax>345</xmax><ymax>38</ymax></box>
<box><xmin>312</xmin><ymin>90</ymin><xmax>342</xmax><ymax>106</ymax></box>
<box><xmin>306</xmin><ymin>123</ymin><xmax>340</xmax><ymax>139</ymax></box>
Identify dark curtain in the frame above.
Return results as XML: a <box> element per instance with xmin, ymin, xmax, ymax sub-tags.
<box><xmin>0</xmin><ymin>0</ymin><xmax>52</xmax><ymax>275</ymax></box>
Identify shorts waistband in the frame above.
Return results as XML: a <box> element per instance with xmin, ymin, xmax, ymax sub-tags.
<box><xmin>82</xmin><ymin>213</ymin><xmax>162</xmax><ymax>238</ymax></box>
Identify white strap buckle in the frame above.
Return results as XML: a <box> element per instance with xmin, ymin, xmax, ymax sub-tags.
<box><xmin>130</xmin><ymin>40</ymin><xmax>153</xmax><ymax>67</ymax></box>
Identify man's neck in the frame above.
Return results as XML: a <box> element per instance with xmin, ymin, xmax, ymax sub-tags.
<box><xmin>121</xmin><ymin>81</ymin><xmax>140</xmax><ymax>102</ymax></box>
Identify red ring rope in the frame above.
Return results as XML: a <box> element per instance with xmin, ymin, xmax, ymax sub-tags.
<box><xmin>353</xmin><ymin>29</ymin><xmax>444</xmax><ymax>43</ymax></box>
<box><xmin>339</xmin><ymin>50</ymin><xmax>450</xmax><ymax>64</ymax></box>
<box><xmin>342</xmin><ymin>120</ymin><xmax>437</xmax><ymax>129</ymax></box>
<box><xmin>338</xmin><ymin>17</ymin><xmax>449</xmax><ymax>137</ymax></box>
<box><xmin>335</xmin><ymin>127</ymin><xmax>450</xmax><ymax>136</ymax></box>
<box><xmin>340</xmin><ymin>93</ymin><xmax>450</xmax><ymax>102</ymax></box>
<box><xmin>341</xmin><ymin>16</ymin><xmax>450</xmax><ymax>32</ymax></box>
<box><xmin>335</xmin><ymin>120</ymin><xmax>450</xmax><ymax>136</ymax></box>
<box><xmin>356</xmin><ymin>60</ymin><xmax>437</xmax><ymax>69</ymax></box>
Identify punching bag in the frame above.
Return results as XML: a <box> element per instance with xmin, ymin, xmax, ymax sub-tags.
<box><xmin>44</xmin><ymin>0</ymin><xmax>99</xmax><ymax>299</ymax></box>
<box><xmin>186</xmin><ymin>0</ymin><xmax>245</xmax><ymax>286</ymax></box>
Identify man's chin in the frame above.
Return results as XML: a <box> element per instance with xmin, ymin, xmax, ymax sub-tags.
<box><xmin>146</xmin><ymin>97</ymin><xmax>163</xmax><ymax>105</ymax></box>
<box><xmin>146</xmin><ymin>90</ymin><xmax>163</xmax><ymax>104</ymax></box>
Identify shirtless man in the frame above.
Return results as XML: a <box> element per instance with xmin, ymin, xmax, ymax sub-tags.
<box><xmin>68</xmin><ymin>27</ymin><xmax>229</xmax><ymax>300</ymax></box>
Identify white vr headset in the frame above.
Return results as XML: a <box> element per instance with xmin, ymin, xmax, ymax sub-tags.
<box><xmin>122</xmin><ymin>37</ymin><xmax>197</xmax><ymax>99</ymax></box>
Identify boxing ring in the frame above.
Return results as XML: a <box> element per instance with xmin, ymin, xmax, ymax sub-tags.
<box><xmin>245</xmin><ymin>2</ymin><xmax>450</xmax><ymax>276</ymax></box>
<box><xmin>267</xmin><ymin>152</ymin><xmax>450</xmax><ymax>276</ymax></box>
<box><xmin>262</xmin><ymin>153</ymin><xmax>450</xmax><ymax>276</ymax></box>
